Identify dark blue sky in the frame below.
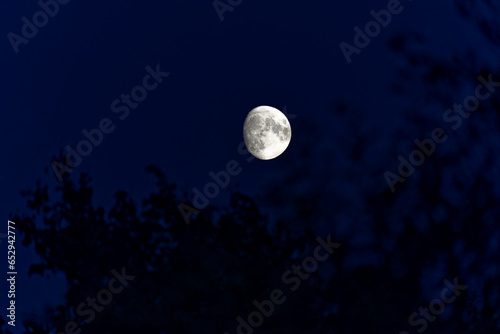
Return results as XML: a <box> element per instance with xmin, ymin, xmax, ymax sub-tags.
<box><xmin>0</xmin><ymin>0</ymin><xmax>496</xmax><ymax>332</ymax></box>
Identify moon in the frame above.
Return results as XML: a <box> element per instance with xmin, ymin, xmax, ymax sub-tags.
<box><xmin>243</xmin><ymin>105</ymin><xmax>292</xmax><ymax>160</ymax></box>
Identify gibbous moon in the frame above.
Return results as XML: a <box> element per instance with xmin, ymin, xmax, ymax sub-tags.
<box><xmin>243</xmin><ymin>106</ymin><xmax>292</xmax><ymax>160</ymax></box>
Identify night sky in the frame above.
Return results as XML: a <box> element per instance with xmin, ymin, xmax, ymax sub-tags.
<box><xmin>1</xmin><ymin>0</ymin><xmax>500</xmax><ymax>333</ymax></box>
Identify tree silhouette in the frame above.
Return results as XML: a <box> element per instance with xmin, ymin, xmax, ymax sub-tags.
<box><xmin>8</xmin><ymin>165</ymin><xmax>318</xmax><ymax>333</ymax></box>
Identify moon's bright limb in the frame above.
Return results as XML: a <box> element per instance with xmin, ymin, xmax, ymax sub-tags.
<box><xmin>243</xmin><ymin>105</ymin><xmax>292</xmax><ymax>160</ymax></box>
